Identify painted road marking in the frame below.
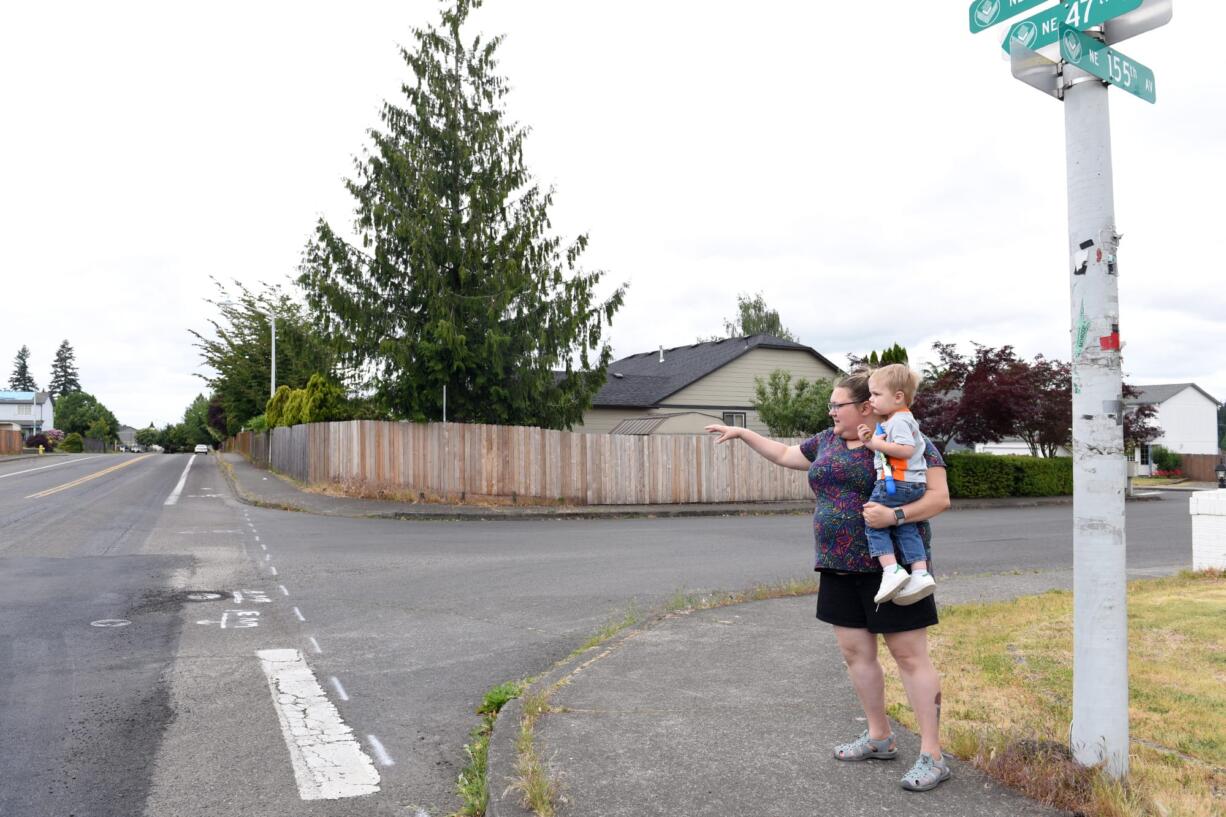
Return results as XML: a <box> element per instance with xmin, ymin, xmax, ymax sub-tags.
<box><xmin>163</xmin><ymin>455</ymin><xmax>197</xmax><ymax>505</ymax></box>
<box><xmin>255</xmin><ymin>649</ymin><xmax>380</xmax><ymax>801</ymax></box>
<box><xmin>308</xmin><ymin>636</ymin><xmax>322</xmax><ymax>654</ymax></box>
<box><xmin>330</xmin><ymin>676</ymin><xmax>350</xmax><ymax>701</ymax></box>
<box><xmin>366</xmin><ymin>735</ymin><xmax>395</xmax><ymax>767</ymax></box>
<box><xmin>26</xmin><ymin>455</ymin><xmax>152</xmax><ymax>499</ymax></box>
<box><xmin>197</xmin><ymin>610</ymin><xmax>260</xmax><ymax>629</ymax></box>
<box><xmin>90</xmin><ymin>619</ymin><xmax>131</xmax><ymax>627</ymax></box>
<box><xmin>293</xmin><ymin>606</ymin><xmax>306</xmax><ymax>622</ymax></box>
<box><xmin>0</xmin><ymin>456</ymin><xmax>97</xmax><ymax>480</ymax></box>
<box><xmin>278</xmin><ymin>584</ymin><xmax>290</xmax><ymax>596</ymax></box>
<box><xmin>270</xmin><ymin>566</ymin><xmax>278</xmax><ymax>576</ymax></box>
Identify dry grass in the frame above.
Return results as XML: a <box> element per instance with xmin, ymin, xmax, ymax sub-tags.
<box><xmin>882</xmin><ymin>570</ymin><xmax>1226</xmax><ymax>817</ymax></box>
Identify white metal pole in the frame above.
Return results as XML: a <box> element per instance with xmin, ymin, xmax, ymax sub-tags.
<box><xmin>270</xmin><ymin>313</ymin><xmax>277</xmax><ymax>399</ymax></box>
<box><xmin>1064</xmin><ymin>51</ymin><xmax>1129</xmax><ymax>778</ymax></box>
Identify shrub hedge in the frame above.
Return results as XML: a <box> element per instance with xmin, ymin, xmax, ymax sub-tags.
<box><xmin>943</xmin><ymin>452</ymin><xmax>1073</xmax><ymax>498</ymax></box>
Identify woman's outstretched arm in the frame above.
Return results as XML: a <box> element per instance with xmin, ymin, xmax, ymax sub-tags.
<box><xmin>862</xmin><ymin>466</ymin><xmax>951</xmax><ymax>529</ymax></box>
<box><xmin>705</xmin><ymin>425</ymin><xmax>811</xmax><ymax>471</ymax></box>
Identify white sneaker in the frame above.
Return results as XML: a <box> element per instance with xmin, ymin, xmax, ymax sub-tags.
<box><xmin>874</xmin><ymin>565</ymin><xmax>911</xmax><ymax>604</ymax></box>
<box><xmin>893</xmin><ymin>570</ymin><xmax>936</xmax><ymax>606</ymax></box>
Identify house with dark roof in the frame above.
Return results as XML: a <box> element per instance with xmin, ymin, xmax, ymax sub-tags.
<box><xmin>1124</xmin><ymin>382</ymin><xmax>1221</xmax><ymax>476</ymax></box>
<box><xmin>0</xmin><ymin>390</ymin><xmax>54</xmax><ymax>438</ymax></box>
<box><xmin>574</xmin><ymin>334</ymin><xmax>842</xmax><ymax>435</ymax></box>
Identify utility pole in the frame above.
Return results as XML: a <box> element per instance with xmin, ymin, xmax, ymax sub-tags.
<box><xmin>972</xmin><ymin>0</ymin><xmax>1173</xmax><ymax>778</ymax></box>
<box><xmin>1063</xmin><ymin>52</ymin><xmax>1128</xmax><ymax>777</ymax></box>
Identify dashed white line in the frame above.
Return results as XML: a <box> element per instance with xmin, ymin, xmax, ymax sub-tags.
<box><xmin>255</xmin><ymin>650</ymin><xmax>379</xmax><ymax>800</ymax></box>
<box><xmin>254</xmin><ymin>535</ymin><xmax>260</xmax><ymax>542</ymax></box>
<box><xmin>261</xmin><ymin>544</ymin><xmax>267</xmax><ymax>551</ymax></box>
<box><xmin>270</xmin><ymin>566</ymin><xmax>278</xmax><ymax>576</ymax></box>
<box><xmin>279</xmin><ymin>584</ymin><xmax>290</xmax><ymax>596</ymax></box>
<box><xmin>163</xmin><ymin>455</ymin><xmax>196</xmax><ymax>505</ymax></box>
<box><xmin>308</xmin><ymin>636</ymin><xmax>322</xmax><ymax>654</ymax></box>
<box><xmin>366</xmin><ymin>734</ymin><xmax>395</xmax><ymax>767</ymax></box>
<box><xmin>293</xmin><ymin>606</ymin><xmax>305</xmax><ymax>622</ymax></box>
<box><xmin>330</xmin><ymin>676</ymin><xmax>349</xmax><ymax>701</ymax></box>
<box><xmin>264</xmin><ymin>554</ymin><xmax>271</xmax><ymax>562</ymax></box>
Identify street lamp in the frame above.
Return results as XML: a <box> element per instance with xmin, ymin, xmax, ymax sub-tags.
<box><xmin>218</xmin><ymin>301</ymin><xmax>276</xmax><ymax>397</ymax></box>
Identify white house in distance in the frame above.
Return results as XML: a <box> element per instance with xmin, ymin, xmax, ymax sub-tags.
<box><xmin>573</xmin><ymin>334</ymin><xmax>842</xmax><ymax>436</ymax></box>
<box><xmin>1125</xmin><ymin>383</ymin><xmax>1221</xmax><ymax>477</ymax></box>
<box><xmin>0</xmin><ymin>390</ymin><xmax>54</xmax><ymax>438</ymax></box>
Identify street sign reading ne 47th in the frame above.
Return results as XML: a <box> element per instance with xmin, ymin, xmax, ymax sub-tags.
<box><xmin>1000</xmin><ymin>0</ymin><xmax>1143</xmax><ymax>53</ymax></box>
<box><xmin>968</xmin><ymin>0</ymin><xmax>1052</xmax><ymax>33</ymax></box>
<box><xmin>1060</xmin><ymin>26</ymin><xmax>1157</xmax><ymax>102</ymax></box>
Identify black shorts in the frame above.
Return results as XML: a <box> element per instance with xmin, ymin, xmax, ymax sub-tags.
<box><xmin>815</xmin><ymin>570</ymin><xmax>939</xmax><ymax>634</ymax></box>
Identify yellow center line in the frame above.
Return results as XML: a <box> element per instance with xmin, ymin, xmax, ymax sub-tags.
<box><xmin>25</xmin><ymin>455</ymin><xmax>155</xmax><ymax>499</ymax></box>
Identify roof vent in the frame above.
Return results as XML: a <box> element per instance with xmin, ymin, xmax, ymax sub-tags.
<box><xmin>612</xmin><ymin>372</ymin><xmax>624</xmax><ymax>379</ymax></box>
<box><xmin>658</xmin><ymin>345</ymin><xmax>664</xmax><ymax>364</ymax></box>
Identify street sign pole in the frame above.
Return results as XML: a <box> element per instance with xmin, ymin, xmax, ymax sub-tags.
<box><xmin>1063</xmin><ymin>40</ymin><xmax>1129</xmax><ymax>778</ymax></box>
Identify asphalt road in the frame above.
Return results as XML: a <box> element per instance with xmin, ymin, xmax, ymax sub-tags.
<box><xmin>0</xmin><ymin>453</ymin><xmax>1195</xmax><ymax>816</ymax></box>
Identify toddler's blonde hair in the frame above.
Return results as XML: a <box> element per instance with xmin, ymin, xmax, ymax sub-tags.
<box><xmin>869</xmin><ymin>364</ymin><xmax>921</xmax><ymax>405</ymax></box>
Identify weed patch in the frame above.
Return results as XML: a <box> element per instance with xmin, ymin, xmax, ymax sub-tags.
<box><xmin>882</xmin><ymin>570</ymin><xmax>1226</xmax><ymax>817</ymax></box>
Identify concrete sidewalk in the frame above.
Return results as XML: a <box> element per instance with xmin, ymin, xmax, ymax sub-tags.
<box><xmin>215</xmin><ymin>451</ymin><xmax>1156</xmax><ymax>523</ymax></box>
<box><xmin>486</xmin><ymin>563</ymin><xmax>1181</xmax><ymax>817</ymax></box>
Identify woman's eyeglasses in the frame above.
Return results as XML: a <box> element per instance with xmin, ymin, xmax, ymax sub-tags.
<box><xmin>827</xmin><ymin>400</ymin><xmax>859</xmax><ymax>411</ymax></box>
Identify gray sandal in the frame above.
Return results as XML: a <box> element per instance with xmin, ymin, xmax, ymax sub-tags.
<box><xmin>833</xmin><ymin>730</ymin><xmax>897</xmax><ymax>761</ymax></box>
<box><xmin>900</xmin><ymin>752</ymin><xmax>951</xmax><ymax>791</ymax></box>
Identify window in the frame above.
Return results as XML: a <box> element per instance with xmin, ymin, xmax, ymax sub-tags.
<box><xmin>1139</xmin><ymin>444</ymin><xmax>1151</xmax><ymax>465</ymax></box>
<box><xmin>16</xmin><ymin>404</ymin><xmax>31</xmax><ymax>416</ymax></box>
<box><xmin>722</xmin><ymin>412</ymin><xmax>746</xmax><ymax>428</ymax></box>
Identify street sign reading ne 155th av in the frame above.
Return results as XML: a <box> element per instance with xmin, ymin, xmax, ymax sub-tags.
<box><xmin>1060</xmin><ymin>26</ymin><xmax>1157</xmax><ymax>102</ymax></box>
<box><xmin>1001</xmin><ymin>0</ymin><xmax>1143</xmax><ymax>53</ymax></box>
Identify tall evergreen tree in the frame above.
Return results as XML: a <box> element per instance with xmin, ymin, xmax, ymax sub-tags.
<box><xmin>298</xmin><ymin>0</ymin><xmax>625</xmax><ymax>429</ymax></box>
<box><xmin>8</xmin><ymin>346</ymin><xmax>38</xmax><ymax>391</ymax></box>
<box><xmin>48</xmin><ymin>339</ymin><xmax>81</xmax><ymax>397</ymax></box>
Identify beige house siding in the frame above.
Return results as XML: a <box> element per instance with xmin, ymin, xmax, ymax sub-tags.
<box><xmin>572</xmin><ymin>408</ymin><xmax>650</xmax><ymax>434</ymax></box>
<box><xmin>577</xmin><ymin>348</ymin><xmax>839</xmax><ymax>436</ymax></box>
<box><xmin>659</xmin><ymin>348</ymin><xmax>839</xmax><ymax>435</ymax></box>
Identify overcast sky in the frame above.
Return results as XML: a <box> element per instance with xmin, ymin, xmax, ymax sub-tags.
<box><xmin>2</xmin><ymin>1</ymin><xmax>1221</xmax><ymax>429</ymax></box>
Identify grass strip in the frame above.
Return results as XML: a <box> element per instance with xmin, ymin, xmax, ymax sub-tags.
<box><xmin>451</xmin><ymin>680</ymin><xmax>527</xmax><ymax>817</ymax></box>
<box><xmin>882</xmin><ymin>569</ymin><xmax>1225</xmax><ymax>817</ymax></box>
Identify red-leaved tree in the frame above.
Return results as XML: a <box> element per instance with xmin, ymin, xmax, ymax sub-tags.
<box><xmin>911</xmin><ymin>342</ymin><xmax>1034</xmax><ymax>452</ymax></box>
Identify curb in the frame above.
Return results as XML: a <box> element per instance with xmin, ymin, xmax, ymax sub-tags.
<box><xmin>217</xmin><ymin>453</ymin><xmax>1163</xmax><ymax>521</ymax></box>
<box><xmin>0</xmin><ymin>452</ymin><xmax>73</xmax><ymax>464</ymax></box>
<box><xmin>486</xmin><ymin>611</ymin><xmax>672</xmax><ymax>817</ymax></box>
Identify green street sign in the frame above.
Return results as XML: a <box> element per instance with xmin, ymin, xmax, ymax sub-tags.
<box><xmin>1060</xmin><ymin>26</ymin><xmax>1157</xmax><ymax>103</ymax></box>
<box><xmin>969</xmin><ymin>0</ymin><xmax>1053</xmax><ymax>34</ymax></box>
<box><xmin>1001</xmin><ymin>0</ymin><xmax>1143</xmax><ymax>53</ymax></box>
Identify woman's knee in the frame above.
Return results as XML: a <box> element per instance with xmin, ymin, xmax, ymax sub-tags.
<box><xmin>884</xmin><ymin>630</ymin><xmax>935</xmax><ymax>674</ymax></box>
<box><xmin>834</xmin><ymin>627</ymin><xmax>878</xmax><ymax>666</ymax></box>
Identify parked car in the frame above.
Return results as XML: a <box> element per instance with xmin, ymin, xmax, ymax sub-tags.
<box><xmin>194</xmin><ymin>444</ymin><xmax>209</xmax><ymax>454</ymax></box>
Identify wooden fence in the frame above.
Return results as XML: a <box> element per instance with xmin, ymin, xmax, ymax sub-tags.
<box><xmin>0</xmin><ymin>430</ymin><xmax>23</xmax><ymax>455</ymax></box>
<box><xmin>226</xmin><ymin>420</ymin><xmax>810</xmax><ymax>505</ymax></box>
<box><xmin>1179</xmin><ymin>453</ymin><xmax>1224</xmax><ymax>483</ymax></box>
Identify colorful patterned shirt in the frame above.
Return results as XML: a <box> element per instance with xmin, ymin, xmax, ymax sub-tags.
<box><xmin>800</xmin><ymin>428</ymin><xmax>947</xmax><ymax>573</ymax></box>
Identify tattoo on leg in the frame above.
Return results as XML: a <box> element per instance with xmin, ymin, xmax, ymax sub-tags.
<box><xmin>934</xmin><ymin>691</ymin><xmax>941</xmax><ymax>725</ymax></box>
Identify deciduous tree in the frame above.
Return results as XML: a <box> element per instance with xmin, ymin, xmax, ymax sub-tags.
<box><xmin>192</xmin><ymin>279</ymin><xmax>337</xmax><ymax>436</ymax></box>
<box><xmin>751</xmin><ymin>370</ymin><xmax>832</xmax><ymax>437</ymax></box>
<box><xmin>54</xmin><ymin>391</ymin><xmax>119</xmax><ymax>440</ymax></box>
<box><xmin>911</xmin><ymin>342</ymin><xmax>1033</xmax><ymax>452</ymax></box>
<box><xmin>297</xmin><ymin>0</ymin><xmax>624</xmax><ymax>429</ymax></box>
